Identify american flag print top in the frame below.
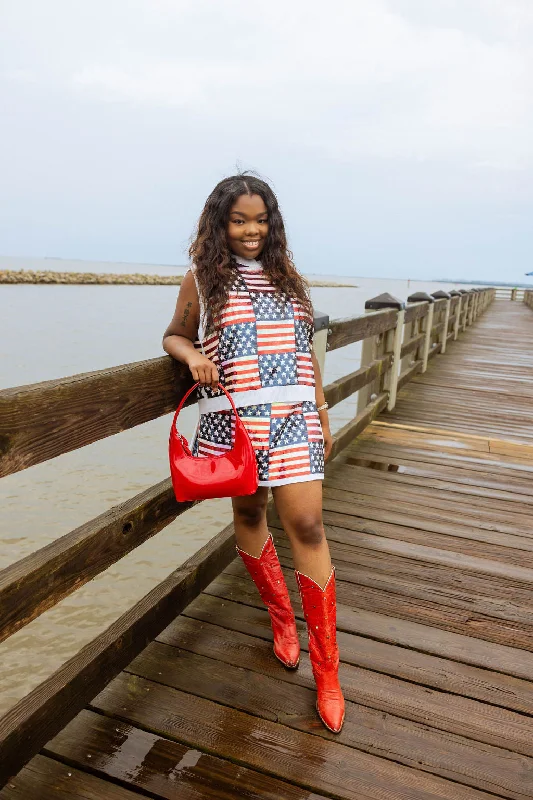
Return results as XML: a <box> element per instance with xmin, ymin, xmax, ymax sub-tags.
<box><xmin>189</xmin><ymin>256</ymin><xmax>325</xmax><ymax>487</ymax></box>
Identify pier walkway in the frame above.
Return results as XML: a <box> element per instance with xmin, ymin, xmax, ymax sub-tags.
<box><xmin>1</xmin><ymin>293</ymin><xmax>533</xmax><ymax>799</ymax></box>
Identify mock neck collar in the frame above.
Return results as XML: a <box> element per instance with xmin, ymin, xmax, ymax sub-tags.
<box><xmin>233</xmin><ymin>255</ymin><xmax>262</xmax><ymax>269</ymax></box>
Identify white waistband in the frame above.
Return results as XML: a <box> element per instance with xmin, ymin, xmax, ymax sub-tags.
<box><xmin>198</xmin><ymin>384</ymin><xmax>316</xmax><ymax>414</ymax></box>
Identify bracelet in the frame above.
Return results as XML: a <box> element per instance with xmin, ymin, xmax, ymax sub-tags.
<box><xmin>317</xmin><ymin>402</ymin><xmax>329</xmax><ymax>412</ymax></box>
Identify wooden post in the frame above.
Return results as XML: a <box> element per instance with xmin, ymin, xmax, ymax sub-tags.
<box><xmin>356</xmin><ymin>293</ymin><xmax>401</xmax><ymax>413</ymax></box>
<box><xmin>473</xmin><ymin>289</ymin><xmax>481</xmax><ymax>319</ymax></box>
<box><xmin>449</xmin><ymin>290</ymin><xmax>461</xmax><ymax>340</ymax></box>
<box><xmin>511</xmin><ymin>287</ymin><xmax>517</xmax><ymax>302</ymax></box>
<box><xmin>431</xmin><ymin>291</ymin><xmax>451</xmax><ymax>354</ymax></box>
<box><xmin>408</xmin><ymin>292</ymin><xmax>434</xmax><ymax>372</ymax></box>
<box><xmin>313</xmin><ymin>310</ymin><xmax>329</xmax><ymax>379</ymax></box>
<box><xmin>468</xmin><ymin>290</ymin><xmax>476</xmax><ymax>326</ymax></box>
<box><xmin>459</xmin><ymin>290</ymin><xmax>469</xmax><ymax>331</ymax></box>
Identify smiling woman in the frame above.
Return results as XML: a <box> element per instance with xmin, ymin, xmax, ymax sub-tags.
<box><xmin>227</xmin><ymin>193</ymin><xmax>269</xmax><ymax>261</ymax></box>
<box><xmin>162</xmin><ymin>172</ymin><xmax>345</xmax><ymax>733</ymax></box>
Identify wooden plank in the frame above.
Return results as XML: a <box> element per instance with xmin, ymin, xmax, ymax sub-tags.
<box><xmin>324</xmin><ymin>355</ymin><xmax>392</xmax><ymax>409</ymax></box>
<box><xmin>228</xmin><ymin>553</ymin><xmax>533</xmax><ymax>647</ymax></box>
<box><xmin>203</xmin><ymin>573</ymin><xmax>533</xmax><ymax>680</ymax></box>
<box><xmin>0</xmin><ymin>522</ymin><xmax>237</xmax><ymax>788</ymax></box>
<box><xmin>91</xmin><ymin>671</ymin><xmax>501</xmax><ymax>800</ymax></box>
<box><xmin>0</xmin><ymin>479</ymin><xmax>192</xmax><ymax>643</ymax></box>
<box><xmin>0</xmin><ymin>754</ymin><xmax>142</xmax><ymax>800</ymax></box>
<box><xmin>322</xmin><ymin>484</ymin><xmax>531</xmax><ymax>537</ymax></box>
<box><xmin>121</xmin><ymin>642</ymin><xmax>533</xmax><ymax>798</ymax></box>
<box><xmin>0</xmin><ymin>356</ymin><xmax>193</xmax><ymax>478</ymax></box>
<box><xmin>160</xmin><ymin>613</ymin><xmax>533</xmax><ymax>732</ymax></box>
<box><xmin>319</xmin><ymin>510</ymin><xmax>533</xmax><ymax>568</ymax></box>
<box><xmin>327</xmin><ymin>309</ymin><xmax>398</xmax><ymax>351</ymax></box>
<box><xmin>183</xmin><ymin>594</ymin><xmax>533</xmax><ymax>715</ymax></box>
<box><xmin>265</xmin><ymin>544</ymin><xmax>533</xmax><ymax>629</ymax></box>
<box><xmin>329</xmin><ymin>393</ymin><xmax>388</xmax><ymax>461</ymax></box>
<box><xmin>320</xmin><ymin>490</ymin><xmax>533</xmax><ymax>552</ymax></box>
<box><xmin>325</xmin><ymin>467</ymin><xmax>533</xmax><ymax>520</ymax></box>
<box><xmin>44</xmin><ymin>709</ymin><xmax>329</xmax><ymax>800</ymax></box>
<box><xmin>342</xmin><ymin>447</ymin><xmax>533</xmax><ymax>497</ymax></box>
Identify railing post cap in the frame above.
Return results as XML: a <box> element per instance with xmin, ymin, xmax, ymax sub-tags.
<box><xmin>448</xmin><ymin>290</ymin><xmax>461</xmax><ymax>296</ymax></box>
<box><xmin>313</xmin><ymin>309</ymin><xmax>329</xmax><ymax>332</ymax></box>
<box><xmin>458</xmin><ymin>289</ymin><xmax>469</xmax><ymax>295</ymax></box>
<box><xmin>431</xmin><ymin>290</ymin><xmax>451</xmax><ymax>300</ymax></box>
<box><xmin>407</xmin><ymin>291</ymin><xmax>434</xmax><ymax>304</ymax></box>
<box><xmin>364</xmin><ymin>292</ymin><xmax>405</xmax><ymax>311</ymax></box>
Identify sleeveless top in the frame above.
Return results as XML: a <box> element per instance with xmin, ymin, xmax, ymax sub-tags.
<box><xmin>191</xmin><ymin>256</ymin><xmax>316</xmax><ymax>414</ymax></box>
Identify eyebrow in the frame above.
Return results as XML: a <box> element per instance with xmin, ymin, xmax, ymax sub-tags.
<box><xmin>229</xmin><ymin>211</ymin><xmax>268</xmax><ymax>217</ymax></box>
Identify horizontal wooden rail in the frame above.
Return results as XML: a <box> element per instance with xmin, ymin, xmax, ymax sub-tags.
<box><xmin>323</xmin><ymin>355</ymin><xmax>392</xmax><ymax>409</ymax></box>
<box><xmin>0</xmin><ymin>521</ymin><xmax>238</xmax><ymax>787</ymax></box>
<box><xmin>0</xmin><ymin>480</ymin><xmax>193</xmax><ymax>643</ymax></box>
<box><xmin>0</xmin><ymin>357</ymin><xmax>193</xmax><ymax>479</ymax></box>
<box><xmin>400</xmin><ymin>332</ymin><xmax>425</xmax><ymax>359</ymax></box>
<box><xmin>327</xmin><ymin>308</ymin><xmax>398</xmax><ymax>350</ymax></box>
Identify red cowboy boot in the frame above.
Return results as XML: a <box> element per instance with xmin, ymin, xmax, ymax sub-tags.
<box><xmin>296</xmin><ymin>567</ymin><xmax>345</xmax><ymax>733</ymax></box>
<box><xmin>237</xmin><ymin>534</ymin><xmax>300</xmax><ymax>669</ymax></box>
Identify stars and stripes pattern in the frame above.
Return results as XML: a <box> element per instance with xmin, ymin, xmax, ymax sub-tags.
<box><xmin>191</xmin><ymin>259</ymin><xmax>322</xmax><ymax>485</ymax></box>
<box><xmin>196</xmin><ymin>264</ymin><xmax>314</xmax><ymax>401</ymax></box>
<box><xmin>191</xmin><ymin>401</ymin><xmax>325</xmax><ymax>485</ymax></box>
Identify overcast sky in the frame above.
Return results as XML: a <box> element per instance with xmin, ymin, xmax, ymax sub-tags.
<box><xmin>1</xmin><ymin>0</ymin><xmax>532</xmax><ymax>280</ymax></box>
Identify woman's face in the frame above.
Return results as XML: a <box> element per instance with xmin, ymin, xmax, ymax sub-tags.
<box><xmin>227</xmin><ymin>193</ymin><xmax>269</xmax><ymax>260</ymax></box>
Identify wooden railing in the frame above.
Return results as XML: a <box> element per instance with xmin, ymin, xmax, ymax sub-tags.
<box><xmin>524</xmin><ymin>289</ymin><xmax>533</xmax><ymax>310</ymax></box>
<box><xmin>494</xmin><ymin>286</ymin><xmax>526</xmax><ymax>301</ymax></box>
<box><xmin>0</xmin><ymin>285</ymin><xmax>494</xmax><ymax>786</ymax></box>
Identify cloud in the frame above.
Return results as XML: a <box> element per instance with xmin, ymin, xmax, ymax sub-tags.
<box><xmin>3</xmin><ymin>1</ymin><xmax>532</xmax><ymax>166</ymax></box>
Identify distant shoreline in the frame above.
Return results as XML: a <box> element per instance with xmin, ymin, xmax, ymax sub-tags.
<box><xmin>0</xmin><ymin>269</ymin><xmax>358</xmax><ymax>288</ymax></box>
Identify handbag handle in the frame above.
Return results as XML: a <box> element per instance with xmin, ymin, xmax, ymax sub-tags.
<box><xmin>172</xmin><ymin>382</ymin><xmax>240</xmax><ymax>429</ymax></box>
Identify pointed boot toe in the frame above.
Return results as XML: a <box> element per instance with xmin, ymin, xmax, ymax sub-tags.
<box><xmin>317</xmin><ymin>687</ymin><xmax>345</xmax><ymax>733</ymax></box>
<box><xmin>273</xmin><ymin>631</ymin><xmax>301</xmax><ymax>669</ymax></box>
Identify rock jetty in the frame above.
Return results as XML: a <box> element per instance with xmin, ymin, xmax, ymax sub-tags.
<box><xmin>0</xmin><ymin>270</ymin><xmax>183</xmax><ymax>285</ymax></box>
<box><xmin>0</xmin><ymin>269</ymin><xmax>357</xmax><ymax>288</ymax></box>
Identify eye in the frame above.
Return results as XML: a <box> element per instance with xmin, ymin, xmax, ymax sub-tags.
<box><xmin>231</xmin><ymin>218</ymin><xmax>244</xmax><ymax>224</ymax></box>
<box><xmin>259</xmin><ymin>218</ymin><xmax>268</xmax><ymax>224</ymax></box>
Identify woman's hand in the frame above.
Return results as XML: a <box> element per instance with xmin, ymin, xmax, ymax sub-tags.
<box><xmin>186</xmin><ymin>352</ymin><xmax>219</xmax><ymax>391</ymax></box>
<box><xmin>320</xmin><ymin>412</ymin><xmax>333</xmax><ymax>462</ymax></box>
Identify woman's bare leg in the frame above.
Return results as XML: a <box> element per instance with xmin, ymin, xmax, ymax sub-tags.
<box><xmin>271</xmin><ymin>480</ymin><xmax>332</xmax><ymax>588</ymax></box>
<box><xmin>232</xmin><ymin>486</ymin><xmax>270</xmax><ymax>556</ymax></box>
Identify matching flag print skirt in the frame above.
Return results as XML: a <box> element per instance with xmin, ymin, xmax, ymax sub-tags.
<box><xmin>192</xmin><ymin>400</ymin><xmax>325</xmax><ymax>487</ymax></box>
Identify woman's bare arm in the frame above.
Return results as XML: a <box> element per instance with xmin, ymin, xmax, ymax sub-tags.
<box><xmin>162</xmin><ymin>271</ymin><xmax>219</xmax><ymax>390</ymax></box>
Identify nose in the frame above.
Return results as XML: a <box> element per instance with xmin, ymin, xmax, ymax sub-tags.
<box><xmin>244</xmin><ymin>220</ymin><xmax>260</xmax><ymax>237</ymax></box>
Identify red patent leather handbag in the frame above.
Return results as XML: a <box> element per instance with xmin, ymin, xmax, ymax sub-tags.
<box><xmin>169</xmin><ymin>382</ymin><xmax>259</xmax><ymax>502</ymax></box>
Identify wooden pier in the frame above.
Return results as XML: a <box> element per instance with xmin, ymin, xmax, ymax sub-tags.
<box><xmin>1</xmin><ymin>288</ymin><xmax>533</xmax><ymax>799</ymax></box>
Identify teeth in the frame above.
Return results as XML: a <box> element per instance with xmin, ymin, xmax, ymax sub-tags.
<box><xmin>244</xmin><ymin>241</ymin><xmax>258</xmax><ymax>246</ymax></box>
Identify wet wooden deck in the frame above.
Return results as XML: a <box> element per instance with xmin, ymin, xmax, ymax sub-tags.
<box><xmin>3</xmin><ymin>299</ymin><xmax>533</xmax><ymax>800</ymax></box>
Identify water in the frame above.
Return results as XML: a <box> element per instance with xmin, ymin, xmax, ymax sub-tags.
<box><xmin>0</xmin><ymin>258</ymin><xmax>474</xmax><ymax>713</ymax></box>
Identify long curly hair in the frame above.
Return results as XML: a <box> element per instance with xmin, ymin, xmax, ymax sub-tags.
<box><xmin>189</xmin><ymin>174</ymin><xmax>312</xmax><ymax>331</ymax></box>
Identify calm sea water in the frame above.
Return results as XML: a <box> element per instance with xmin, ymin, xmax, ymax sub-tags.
<box><xmin>0</xmin><ymin>257</ymin><xmax>475</xmax><ymax>713</ymax></box>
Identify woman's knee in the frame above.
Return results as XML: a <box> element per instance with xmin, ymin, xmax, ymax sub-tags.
<box><xmin>288</xmin><ymin>514</ymin><xmax>325</xmax><ymax>548</ymax></box>
<box><xmin>233</xmin><ymin>499</ymin><xmax>267</xmax><ymax>528</ymax></box>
